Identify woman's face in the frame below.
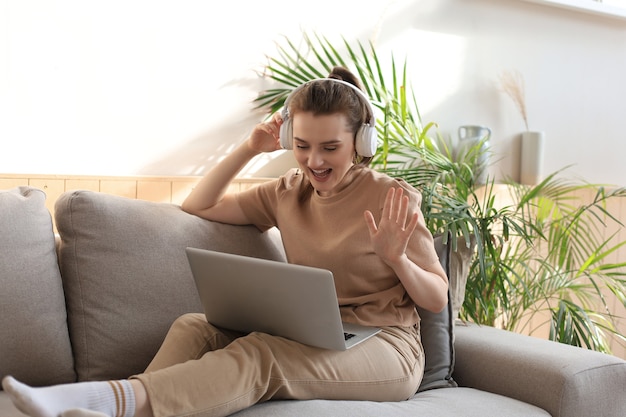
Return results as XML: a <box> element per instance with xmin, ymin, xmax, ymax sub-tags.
<box><xmin>291</xmin><ymin>111</ymin><xmax>356</xmax><ymax>197</ymax></box>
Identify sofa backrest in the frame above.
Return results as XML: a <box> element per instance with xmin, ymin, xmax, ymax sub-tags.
<box><xmin>54</xmin><ymin>190</ymin><xmax>286</xmax><ymax>381</ymax></box>
<box><xmin>0</xmin><ymin>187</ymin><xmax>76</xmax><ymax>387</ymax></box>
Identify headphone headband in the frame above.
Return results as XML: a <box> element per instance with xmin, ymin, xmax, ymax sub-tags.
<box><xmin>279</xmin><ymin>78</ymin><xmax>378</xmax><ymax>157</ymax></box>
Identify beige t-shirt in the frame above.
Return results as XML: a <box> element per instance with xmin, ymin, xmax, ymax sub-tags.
<box><xmin>236</xmin><ymin>166</ymin><xmax>440</xmax><ymax>328</ymax></box>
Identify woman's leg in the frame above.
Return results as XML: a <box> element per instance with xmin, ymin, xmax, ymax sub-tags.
<box><xmin>145</xmin><ymin>313</ymin><xmax>243</xmax><ymax>373</ymax></box>
<box><xmin>130</xmin><ymin>380</ymin><xmax>153</xmax><ymax>417</ymax></box>
<box><xmin>4</xmin><ymin>320</ymin><xmax>423</xmax><ymax>417</ymax></box>
<box><xmin>1</xmin><ymin>314</ymin><xmax>237</xmax><ymax>417</ymax></box>
<box><xmin>136</xmin><ymin>325</ymin><xmax>424</xmax><ymax>417</ymax></box>
<box><xmin>2</xmin><ymin>376</ymin><xmax>138</xmax><ymax>417</ymax></box>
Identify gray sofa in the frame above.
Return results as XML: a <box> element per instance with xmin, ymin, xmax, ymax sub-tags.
<box><xmin>1</xmin><ymin>186</ymin><xmax>625</xmax><ymax>417</ymax></box>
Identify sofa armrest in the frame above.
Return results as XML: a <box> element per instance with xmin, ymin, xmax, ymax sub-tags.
<box><xmin>453</xmin><ymin>322</ymin><xmax>626</xmax><ymax>417</ymax></box>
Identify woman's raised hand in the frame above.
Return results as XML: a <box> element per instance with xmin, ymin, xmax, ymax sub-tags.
<box><xmin>364</xmin><ymin>187</ymin><xmax>419</xmax><ymax>266</ymax></box>
<box><xmin>248</xmin><ymin>112</ymin><xmax>284</xmax><ymax>153</ymax></box>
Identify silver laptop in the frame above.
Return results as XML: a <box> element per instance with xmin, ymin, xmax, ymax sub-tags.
<box><xmin>185</xmin><ymin>247</ymin><xmax>381</xmax><ymax>350</ymax></box>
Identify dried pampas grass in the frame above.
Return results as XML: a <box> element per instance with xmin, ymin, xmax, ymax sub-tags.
<box><xmin>499</xmin><ymin>70</ymin><xmax>529</xmax><ymax>131</ymax></box>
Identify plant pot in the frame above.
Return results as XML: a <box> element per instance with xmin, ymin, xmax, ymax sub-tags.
<box><xmin>457</xmin><ymin>125</ymin><xmax>491</xmax><ymax>185</ymax></box>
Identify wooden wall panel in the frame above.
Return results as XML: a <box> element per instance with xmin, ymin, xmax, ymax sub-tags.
<box><xmin>137</xmin><ymin>180</ymin><xmax>172</xmax><ymax>203</ymax></box>
<box><xmin>99</xmin><ymin>180</ymin><xmax>138</xmax><ymax>199</ymax></box>
<box><xmin>0</xmin><ymin>174</ymin><xmax>270</xmax><ymax>226</ymax></box>
<box><xmin>0</xmin><ymin>177</ymin><xmax>28</xmax><ymax>189</ymax></box>
<box><xmin>65</xmin><ymin>179</ymin><xmax>100</xmax><ymax>193</ymax></box>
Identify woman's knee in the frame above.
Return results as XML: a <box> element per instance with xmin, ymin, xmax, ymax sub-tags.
<box><xmin>171</xmin><ymin>312</ymin><xmax>206</xmax><ymax>329</ymax></box>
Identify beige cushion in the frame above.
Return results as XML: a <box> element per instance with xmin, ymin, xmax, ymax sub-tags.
<box><xmin>55</xmin><ymin>190</ymin><xmax>286</xmax><ymax>381</ymax></box>
<box><xmin>0</xmin><ymin>187</ymin><xmax>75</xmax><ymax>386</ymax></box>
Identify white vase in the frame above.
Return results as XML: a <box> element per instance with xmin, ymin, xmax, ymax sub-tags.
<box><xmin>520</xmin><ymin>131</ymin><xmax>545</xmax><ymax>185</ymax></box>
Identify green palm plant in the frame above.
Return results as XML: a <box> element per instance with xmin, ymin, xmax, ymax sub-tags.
<box><xmin>496</xmin><ymin>176</ymin><xmax>626</xmax><ymax>351</ymax></box>
<box><xmin>254</xmin><ymin>30</ymin><xmax>626</xmax><ymax>354</ymax></box>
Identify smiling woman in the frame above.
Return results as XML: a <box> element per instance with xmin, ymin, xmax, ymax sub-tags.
<box><xmin>1</xmin><ymin>65</ymin><xmax>452</xmax><ymax>417</ymax></box>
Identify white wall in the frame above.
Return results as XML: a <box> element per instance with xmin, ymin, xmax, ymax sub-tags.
<box><xmin>1</xmin><ymin>0</ymin><xmax>625</xmax><ymax>185</ymax></box>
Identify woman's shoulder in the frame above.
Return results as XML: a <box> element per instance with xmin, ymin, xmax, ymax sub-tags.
<box><xmin>361</xmin><ymin>167</ymin><xmax>420</xmax><ymax>193</ymax></box>
<box><xmin>277</xmin><ymin>168</ymin><xmax>308</xmax><ymax>189</ymax></box>
<box><xmin>271</xmin><ymin>168</ymin><xmax>314</xmax><ymax>199</ymax></box>
<box><xmin>280</xmin><ymin>167</ymin><xmax>305</xmax><ymax>183</ymax></box>
<box><xmin>357</xmin><ymin>168</ymin><xmax>422</xmax><ymax>209</ymax></box>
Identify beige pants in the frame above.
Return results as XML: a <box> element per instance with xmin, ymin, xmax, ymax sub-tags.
<box><xmin>134</xmin><ymin>313</ymin><xmax>424</xmax><ymax>417</ymax></box>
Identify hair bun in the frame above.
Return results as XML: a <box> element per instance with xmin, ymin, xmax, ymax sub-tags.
<box><xmin>328</xmin><ymin>66</ymin><xmax>362</xmax><ymax>90</ymax></box>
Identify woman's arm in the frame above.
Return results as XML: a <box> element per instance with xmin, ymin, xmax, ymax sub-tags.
<box><xmin>181</xmin><ymin>113</ymin><xmax>283</xmax><ymax>224</ymax></box>
<box><xmin>364</xmin><ymin>187</ymin><xmax>449</xmax><ymax>313</ymax></box>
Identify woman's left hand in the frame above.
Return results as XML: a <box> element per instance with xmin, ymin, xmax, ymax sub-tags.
<box><xmin>364</xmin><ymin>187</ymin><xmax>419</xmax><ymax>266</ymax></box>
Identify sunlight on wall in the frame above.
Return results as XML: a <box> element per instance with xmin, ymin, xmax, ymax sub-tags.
<box><xmin>3</xmin><ymin>0</ymin><xmax>626</xmax><ymax>184</ymax></box>
<box><xmin>377</xmin><ymin>28</ymin><xmax>467</xmax><ymax>116</ymax></box>
<box><xmin>0</xmin><ymin>0</ymin><xmax>404</xmax><ymax>176</ymax></box>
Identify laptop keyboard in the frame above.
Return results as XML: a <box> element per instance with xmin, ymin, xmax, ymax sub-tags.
<box><xmin>344</xmin><ymin>332</ymin><xmax>356</xmax><ymax>341</ymax></box>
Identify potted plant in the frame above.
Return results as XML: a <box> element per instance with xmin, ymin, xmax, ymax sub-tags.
<box><xmin>254</xmin><ymin>30</ymin><xmax>626</xmax><ymax>354</ymax></box>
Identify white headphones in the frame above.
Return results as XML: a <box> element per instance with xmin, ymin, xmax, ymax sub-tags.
<box><xmin>279</xmin><ymin>78</ymin><xmax>378</xmax><ymax>157</ymax></box>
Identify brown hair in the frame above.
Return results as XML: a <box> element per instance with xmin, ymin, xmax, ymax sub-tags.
<box><xmin>287</xmin><ymin>66</ymin><xmax>374</xmax><ymax>166</ymax></box>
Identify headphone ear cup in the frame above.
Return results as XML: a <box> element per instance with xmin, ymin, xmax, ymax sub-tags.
<box><xmin>279</xmin><ymin>113</ymin><xmax>293</xmax><ymax>150</ymax></box>
<box><xmin>355</xmin><ymin>125</ymin><xmax>378</xmax><ymax>157</ymax></box>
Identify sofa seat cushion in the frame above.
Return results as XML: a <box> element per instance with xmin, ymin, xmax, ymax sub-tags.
<box><xmin>0</xmin><ymin>187</ymin><xmax>75</xmax><ymax>387</ymax></box>
<box><xmin>0</xmin><ymin>387</ymin><xmax>549</xmax><ymax>417</ymax></box>
<box><xmin>229</xmin><ymin>387</ymin><xmax>550</xmax><ymax>417</ymax></box>
<box><xmin>0</xmin><ymin>392</ymin><xmax>27</xmax><ymax>417</ymax></box>
<box><xmin>54</xmin><ymin>190</ymin><xmax>286</xmax><ymax>381</ymax></box>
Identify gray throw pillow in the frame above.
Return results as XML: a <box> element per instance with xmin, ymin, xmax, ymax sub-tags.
<box><xmin>416</xmin><ymin>233</ymin><xmax>460</xmax><ymax>392</ymax></box>
<box><xmin>417</xmin><ymin>233</ymin><xmax>475</xmax><ymax>391</ymax></box>
<box><xmin>0</xmin><ymin>187</ymin><xmax>76</xmax><ymax>386</ymax></box>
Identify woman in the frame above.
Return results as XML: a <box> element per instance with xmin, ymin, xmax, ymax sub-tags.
<box><xmin>2</xmin><ymin>66</ymin><xmax>448</xmax><ymax>417</ymax></box>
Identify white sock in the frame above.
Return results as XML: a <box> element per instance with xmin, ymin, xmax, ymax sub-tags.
<box><xmin>2</xmin><ymin>376</ymin><xmax>135</xmax><ymax>417</ymax></box>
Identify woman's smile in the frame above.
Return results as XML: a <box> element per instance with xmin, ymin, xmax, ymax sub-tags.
<box><xmin>310</xmin><ymin>168</ymin><xmax>332</xmax><ymax>180</ymax></box>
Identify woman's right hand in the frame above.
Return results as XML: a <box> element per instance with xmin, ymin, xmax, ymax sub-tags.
<box><xmin>248</xmin><ymin>112</ymin><xmax>284</xmax><ymax>153</ymax></box>
<box><xmin>182</xmin><ymin>112</ymin><xmax>285</xmax><ymax>224</ymax></box>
